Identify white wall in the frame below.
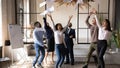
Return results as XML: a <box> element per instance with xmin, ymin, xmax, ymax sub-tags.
<box><xmin>36</xmin><ymin>0</ymin><xmax>45</xmax><ymax>24</ymax></box>
<box><xmin>110</xmin><ymin>0</ymin><xmax>115</xmax><ymax>28</ymax></box>
<box><xmin>1</xmin><ymin>0</ymin><xmax>16</xmax><ymax>59</ymax></box>
<box><xmin>33</xmin><ymin>1</ymin><xmax>78</xmax><ymax>29</ymax></box>
<box><xmin>46</xmin><ymin>1</ymin><xmax>115</xmax><ymax>43</ymax></box>
<box><xmin>47</xmin><ymin>3</ymin><xmax>77</xmax><ymax>29</ymax></box>
<box><xmin>2</xmin><ymin>0</ymin><xmax>9</xmax><ymax>58</ymax></box>
<box><xmin>2</xmin><ymin>0</ymin><xmax>25</xmax><ymax>61</ymax></box>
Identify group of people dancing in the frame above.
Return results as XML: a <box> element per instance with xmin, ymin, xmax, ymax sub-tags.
<box><xmin>32</xmin><ymin>9</ymin><xmax>112</xmax><ymax>68</ymax></box>
<box><xmin>32</xmin><ymin>14</ymin><xmax>75</xmax><ymax>68</ymax></box>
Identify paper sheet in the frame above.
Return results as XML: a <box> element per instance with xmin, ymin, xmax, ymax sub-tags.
<box><xmin>40</xmin><ymin>6</ymin><xmax>54</xmax><ymax>16</ymax></box>
<box><xmin>40</xmin><ymin>0</ymin><xmax>55</xmax><ymax>16</ymax></box>
<box><xmin>63</xmin><ymin>0</ymin><xmax>72</xmax><ymax>2</ymax></box>
<box><xmin>39</xmin><ymin>1</ymin><xmax>46</xmax><ymax>8</ymax></box>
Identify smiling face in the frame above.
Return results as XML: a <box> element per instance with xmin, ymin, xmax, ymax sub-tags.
<box><xmin>57</xmin><ymin>24</ymin><xmax>62</xmax><ymax>31</ymax></box>
<box><xmin>46</xmin><ymin>22</ymin><xmax>50</xmax><ymax>26</ymax></box>
<box><xmin>68</xmin><ymin>23</ymin><xmax>72</xmax><ymax>27</ymax></box>
<box><xmin>102</xmin><ymin>20</ymin><xmax>108</xmax><ymax>28</ymax></box>
<box><xmin>34</xmin><ymin>21</ymin><xmax>41</xmax><ymax>28</ymax></box>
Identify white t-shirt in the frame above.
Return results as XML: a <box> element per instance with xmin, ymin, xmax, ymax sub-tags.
<box><xmin>54</xmin><ymin>31</ymin><xmax>64</xmax><ymax>44</ymax></box>
<box><xmin>98</xmin><ymin>27</ymin><xmax>112</xmax><ymax>41</ymax></box>
<box><xmin>95</xmin><ymin>15</ymin><xmax>112</xmax><ymax>41</ymax></box>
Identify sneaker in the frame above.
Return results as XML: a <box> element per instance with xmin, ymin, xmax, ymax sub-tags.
<box><xmin>92</xmin><ymin>55</ymin><xmax>98</xmax><ymax>66</ymax></box>
<box><xmin>71</xmin><ymin>63</ymin><xmax>74</xmax><ymax>65</ymax></box>
<box><xmin>37</xmin><ymin>64</ymin><xmax>44</xmax><ymax>68</ymax></box>
<box><xmin>82</xmin><ymin>64</ymin><xmax>88</xmax><ymax>68</ymax></box>
<box><xmin>58</xmin><ymin>66</ymin><xmax>61</xmax><ymax>68</ymax></box>
<box><xmin>64</xmin><ymin>62</ymin><xmax>70</xmax><ymax>64</ymax></box>
<box><xmin>32</xmin><ymin>66</ymin><xmax>36</xmax><ymax>68</ymax></box>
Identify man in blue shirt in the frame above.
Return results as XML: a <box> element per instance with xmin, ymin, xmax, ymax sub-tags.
<box><xmin>32</xmin><ymin>21</ymin><xmax>46</xmax><ymax>68</ymax></box>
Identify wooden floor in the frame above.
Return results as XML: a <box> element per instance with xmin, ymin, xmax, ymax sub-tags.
<box><xmin>0</xmin><ymin>60</ymin><xmax>120</xmax><ymax>68</ymax></box>
<box><xmin>1</xmin><ymin>44</ymin><xmax>120</xmax><ymax>68</ymax></box>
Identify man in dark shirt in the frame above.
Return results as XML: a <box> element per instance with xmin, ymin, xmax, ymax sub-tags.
<box><xmin>64</xmin><ymin>23</ymin><xmax>76</xmax><ymax>65</ymax></box>
<box><xmin>43</xmin><ymin>17</ymin><xmax>55</xmax><ymax>64</ymax></box>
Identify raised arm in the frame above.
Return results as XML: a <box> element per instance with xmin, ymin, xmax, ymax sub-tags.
<box><xmin>43</xmin><ymin>17</ymin><xmax>49</xmax><ymax>29</ymax></box>
<box><xmin>92</xmin><ymin>9</ymin><xmax>102</xmax><ymax>28</ymax></box>
<box><xmin>94</xmin><ymin>14</ymin><xmax>102</xmax><ymax>28</ymax></box>
<box><xmin>67</xmin><ymin>15</ymin><xmax>73</xmax><ymax>25</ymax></box>
<box><xmin>47</xmin><ymin>14</ymin><xmax>56</xmax><ymax>30</ymax></box>
<box><xmin>85</xmin><ymin>12</ymin><xmax>92</xmax><ymax>28</ymax></box>
<box><xmin>62</xmin><ymin>15</ymin><xmax>73</xmax><ymax>32</ymax></box>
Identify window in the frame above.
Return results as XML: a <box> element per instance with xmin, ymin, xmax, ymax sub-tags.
<box><xmin>16</xmin><ymin>0</ymin><xmax>45</xmax><ymax>44</ymax></box>
<box><xmin>16</xmin><ymin>0</ymin><xmax>111</xmax><ymax>44</ymax></box>
<box><xmin>77</xmin><ymin>0</ymin><xmax>110</xmax><ymax>43</ymax></box>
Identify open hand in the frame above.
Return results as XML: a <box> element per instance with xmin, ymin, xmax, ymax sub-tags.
<box><xmin>44</xmin><ymin>45</ymin><xmax>48</xmax><ymax>49</ymax></box>
<box><xmin>47</xmin><ymin>14</ymin><xmax>52</xmax><ymax>18</ymax></box>
<box><xmin>70</xmin><ymin>35</ymin><xmax>73</xmax><ymax>38</ymax></box>
<box><xmin>89</xmin><ymin>11</ymin><xmax>93</xmax><ymax>16</ymax></box>
<box><xmin>92</xmin><ymin>8</ymin><xmax>97</xmax><ymax>14</ymax></box>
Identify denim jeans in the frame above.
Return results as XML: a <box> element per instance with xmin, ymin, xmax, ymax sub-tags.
<box><xmin>33</xmin><ymin>43</ymin><xmax>45</xmax><ymax>66</ymax></box>
<box><xmin>55</xmin><ymin>44</ymin><xmax>65</xmax><ymax>68</ymax></box>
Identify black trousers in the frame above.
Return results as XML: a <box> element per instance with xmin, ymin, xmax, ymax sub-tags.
<box><xmin>65</xmin><ymin>39</ymin><xmax>74</xmax><ymax>64</ymax></box>
<box><xmin>97</xmin><ymin>40</ymin><xmax>107</xmax><ymax>68</ymax></box>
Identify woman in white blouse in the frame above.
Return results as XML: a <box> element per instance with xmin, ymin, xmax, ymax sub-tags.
<box><xmin>48</xmin><ymin>14</ymin><xmax>73</xmax><ymax>68</ymax></box>
<box><xmin>93</xmin><ymin>10</ymin><xmax>112</xmax><ymax>68</ymax></box>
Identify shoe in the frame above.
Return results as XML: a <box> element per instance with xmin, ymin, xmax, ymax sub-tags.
<box><xmin>82</xmin><ymin>64</ymin><xmax>88</xmax><ymax>68</ymax></box>
<box><xmin>71</xmin><ymin>63</ymin><xmax>74</xmax><ymax>65</ymax></box>
<box><xmin>58</xmin><ymin>66</ymin><xmax>61</xmax><ymax>68</ymax></box>
<box><xmin>64</xmin><ymin>62</ymin><xmax>70</xmax><ymax>64</ymax></box>
<box><xmin>32</xmin><ymin>66</ymin><xmax>36</xmax><ymax>68</ymax></box>
<box><xmin>97</xmin><ymin>64</ymin><xmax>101</xmax><ymax>68</ymax></box>
<box><xmin>37</xmin><ymin>64</ymin><xmax>44</xmax><ymax>68</ymax></box>
<box><xmin>92</xmin><ymin>55</ymin><xmax>98</xmax><ymax>66</ymax></box>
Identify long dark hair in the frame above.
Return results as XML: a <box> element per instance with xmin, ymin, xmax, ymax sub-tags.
<box><xmin>34</xmin><ymin>21</ymin><xmax>41</xmax><ymax>28</ymax></box>
<box><xmin>105</xmin><ymin>19</ymin><xmax>112</xmax><ymax>32</ymax></box>
<box><xmin>55</xmin><ymin>23</ymin><xmax>63</xmax><ymax>30</ymax></box>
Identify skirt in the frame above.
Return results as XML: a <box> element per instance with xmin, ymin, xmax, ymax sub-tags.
<box><xmin>47</xmin><ymin>37</ymin><xmax>55</xmax><ymax>52</ymax></box>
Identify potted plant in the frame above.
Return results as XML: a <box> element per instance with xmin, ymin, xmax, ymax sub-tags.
<box><xmin>113</xmin><ymin>28</ymin><xmax>120</xmax><ymax>52</ymax></box>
